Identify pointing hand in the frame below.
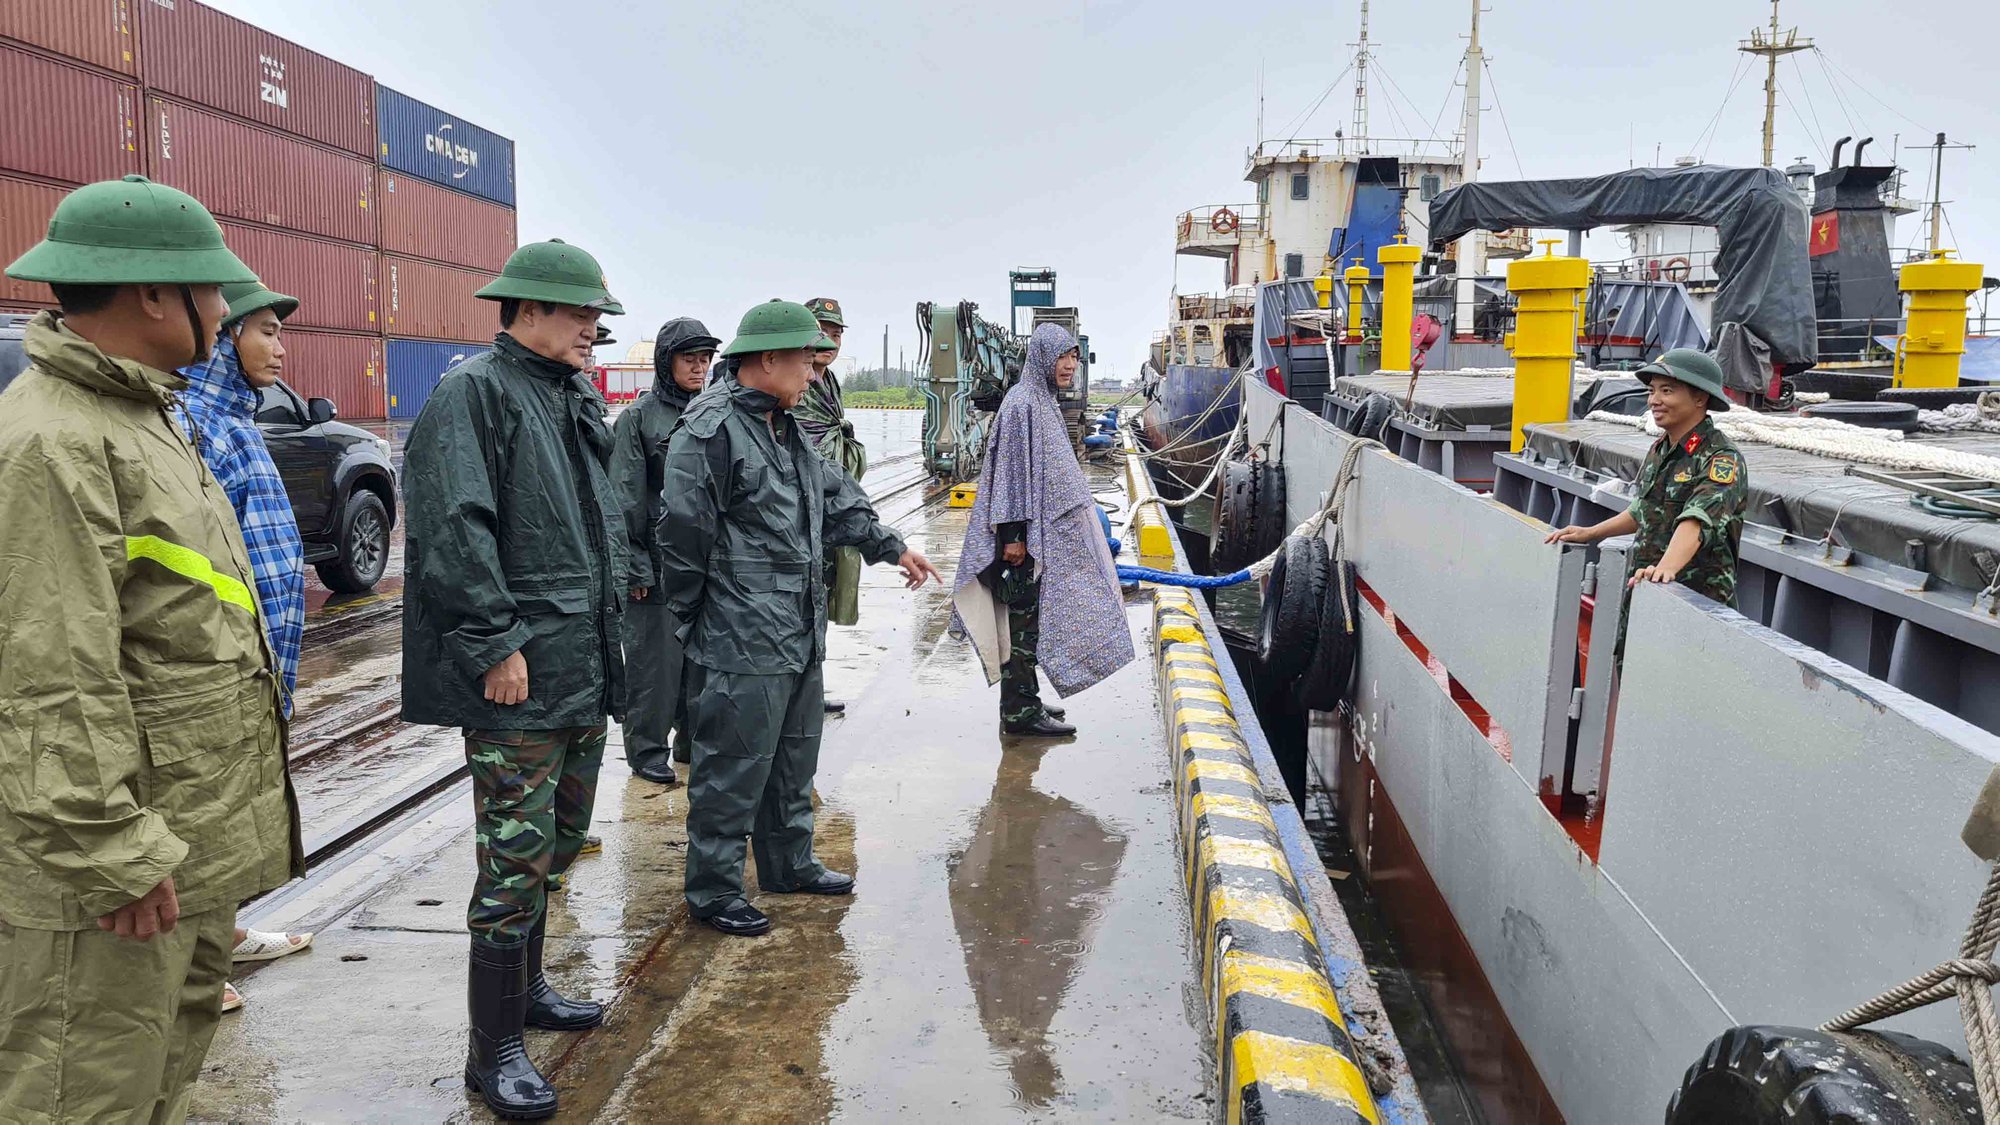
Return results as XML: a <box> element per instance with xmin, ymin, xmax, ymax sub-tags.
<box><xmin>897</xmin><ymin>549</ymin><xmax>942</xmax><ymax>589</ymax></box>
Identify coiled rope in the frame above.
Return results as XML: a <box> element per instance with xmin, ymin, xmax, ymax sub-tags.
<box><xmin>1585</xmin><ymin>406</ymin><xmax>2000</xmax><ymax>481</ymax></box>
<box><xmin>1822</xmin><ymin>859</ymin><xmax>2000</xmax><ymax>1125</ymax></box>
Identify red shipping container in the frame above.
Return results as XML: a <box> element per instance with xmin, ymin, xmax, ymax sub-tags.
<box><xmin>0</xmin><ymin>44</ymin><xmax>140</xmax><ymax>185</ymax></box>
<box><xmin>146</xmin><ymin>95</ymin><xmax>375</xmax><ymax>246</ymax></box>
<box><xmin>0</xmin><ymin>0</ymin><xmax>137</xmax><ymax>75</ymax></box>
<box><xmin>218</xmin><ymin>221</ymin><xmax>376</xmax><ymax>333</ymax></box>
<box><xmin>281</xmin><ymin>327</ymin><xmax>384</xmax><ymax>420</ymax></box>
<box><xmin>381</xmin><ymin>254</ymin><xmax>496</xmax><ymax>343</ymax></box>
<box><xmin>377</xmin><ymin>170</ymin><xmax>516</xmax><ymax>273</ymax></box>
<box><xmin>137</xmin><ymin>0</ymin><xmax>372</xmax><ymax>157</ymax></box>
<box><xmin>0</xmin><ymin>174</ymin><xmax>69</xmax><ymax>307</ymax></box>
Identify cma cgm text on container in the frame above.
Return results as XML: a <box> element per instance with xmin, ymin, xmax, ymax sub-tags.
<box><xmin>138</xmin><ymin>0</ymin><xmax>373</xmax><ymax>157</ymax></box>
<box><xmin>375</xmin><ymin>85</ymin><xmax>515</xmax><ymax>208</ymax></box>
<box><xmin>0</xmin><ymin>0</ymin><xmax>139</xmax><ymax>76</ymax></box>
<box><xmin>0</xmin><ymin>43</ymin><xmax>141</xmax><ymax>185</ymax></box>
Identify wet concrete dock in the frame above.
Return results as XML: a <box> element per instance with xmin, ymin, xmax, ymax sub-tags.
<box><xmin>195</xmin><ymin>473</ymin><xmax>1216</xmax><ymax>1122</ymax></box>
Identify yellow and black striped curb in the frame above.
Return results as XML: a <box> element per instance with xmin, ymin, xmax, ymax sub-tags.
<box><xmin>1154</xmin><ymin>587</ymin><xmax>1382</xmax><ymax>1125</ymax></box>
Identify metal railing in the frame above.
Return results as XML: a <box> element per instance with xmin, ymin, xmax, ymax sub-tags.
<box><xmin>1245</xmin><ymin>136</ymin><xmax>1461</xmax><ymax>167</ymax></box>
<box><xmin>1175</xmin><ymin>204</ymin><xmax>1264</xmax><ymax>247</ymax></box>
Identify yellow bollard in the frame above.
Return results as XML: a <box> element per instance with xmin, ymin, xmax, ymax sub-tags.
<box><xmin>1313</xmin><ymin>272</ymin><xmax>1333</xmax><ymax>311</ymax></box>
<box><xmin>1377</xmin><ymin>236</ymin><xmax>1422</xmax><ymax>372</ymax></box>
<box><xmin>1343</xmin><ymin>258</ymin><xmax>1370</xmax><ymax>344</ymax></box>
<box><xmin>1896</xmin><ymin>250</ymin><xmax>1984</xmax><ymax>388</ymax></box>
<box><xmin>1505</xmin><ymin>239</ymin><xmax>1590</xmax><ymax>452</ymax></box>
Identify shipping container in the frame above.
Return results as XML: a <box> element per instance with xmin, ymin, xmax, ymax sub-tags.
<box><xmin>282</xmin><ymin>327</ymin><xmax>384</xmax><ymax>420</ymax></box>
<box><xmin>0</xmin><ymin>44</ymin><xmax>141</xmax><ymax>184</ymax></box>
<box><xmin>386</xmin><ymin>337</ymin><xmax>489</xmax><ymax>420</ymax></box>
<box><xmin>0</xmin><ymin>0</ymin><xmax>137</xmax><ymax>75</ymax></box>
<box><xmin>0</xmin><ymin>175</ymin><xmax>70</xmax><ymax>307</ymax></box>
<box><xmin>374</xmin><ymin>85</ymin><xmax>515</xmax><ymax>207</ymax></box>
<box><xmin>218</xmin><ymin>221</ymin><xmax>376</xmax><ymax>333</ymax></box>
<box><xmin>377</xmin><ymin>170</ymin><xmax>515</xmax><ymax>272</ymax></box>
<box><xmin>144</xmin><ymin>95</ymin><xmax>376</xmax><ymax>245</ymax></box>
<box><xmin>381</xmin><ymin>254</ymin><xmax>495</xmax><ymax>343</ymax></box>
<box><xmin>138</xmin><ymin>0</ymin><xmax>372</xmax><ymax>157</ymax></box>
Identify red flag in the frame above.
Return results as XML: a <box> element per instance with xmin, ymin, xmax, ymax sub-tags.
<box><xmin>1810</xmin><ymin>211</ymin><xmax>1840</xmax><ymax>257</ymax></box>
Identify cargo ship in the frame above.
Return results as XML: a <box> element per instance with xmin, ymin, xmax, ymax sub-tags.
<box><xmin>1137</xmin><ymin>5</ymin><xmax>2000</xmax><ymax>1122</ymax></box>
<box><xmin>0</xmin><ymin>0</ymin><xmax>520</xmax><ymax>422</ymax></box>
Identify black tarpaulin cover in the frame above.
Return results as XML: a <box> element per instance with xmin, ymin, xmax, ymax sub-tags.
<box><xmin>1429</xmin><ymin>165</ymin><xmax>1816</xmax><ymax>384</ymax></box>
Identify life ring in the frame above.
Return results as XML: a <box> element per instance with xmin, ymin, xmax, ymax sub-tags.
<box><xmin>1210</xmin><ymin>207</ymin><xmax>1239</xmax><ymax>235</ymax></box>
<box><xmin>1662</xmin><ymin>256</ymin><xmax>1692</xmax><ymax>282</ymax></box>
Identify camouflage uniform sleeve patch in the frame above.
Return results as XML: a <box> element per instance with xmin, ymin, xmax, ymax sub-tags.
<box><xmin>1707</xmin><ymin>453</ymin><xmax>1740</xmax><ymax>485</ymax></box>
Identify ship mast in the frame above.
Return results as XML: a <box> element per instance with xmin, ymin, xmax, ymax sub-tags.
<box><xmin>1456</xmin><ymin>0</ymin><xmax>1485</xmax><ymax>275</ymax></box>
<box><xmin>1350</xmin><ymin>0</ymin><xmax>1370</xmax><ymax>153</ymax></box>
<box><xmin>1739</xmin><ymin>0</ymin><xmax>1811</xmax><ymax>168</ymax></box>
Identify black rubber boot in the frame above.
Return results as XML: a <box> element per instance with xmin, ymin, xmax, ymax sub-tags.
<box><xmin>524</xmin><ymin>916</ymin><xmax>603</xmax><ymax>1031</ymax></box>
<box><xmin>465</xmin><ymin>936</ymin><xmax>559</xmax><ymax>1119</ymax></box>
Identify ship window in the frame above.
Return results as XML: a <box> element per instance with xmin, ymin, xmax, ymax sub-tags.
<box><xmin>1258</xmin><ymin>178</ymin><xmax>1269</xmax><ymax>205</ymax></box>
<box><xmin>1290</xmin><ymin>173</ymin><xmax>1310</xmax><ymax>201</ymax></box>
<box><xmin>1284</xmin><ymin>253</ymin><xmax>1305</xmax><ymax>279</ymax></box>
<box><xmin>1420</xmin><ymin>173</ymin><xmax>1442</xmax><ymax>201</ymax></box>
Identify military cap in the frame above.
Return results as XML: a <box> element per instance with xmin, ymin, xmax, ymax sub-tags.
<box><xmin>803</xmin><ymin>296</ymin><xmax>844</xmax><ymax>328</ymax></box>
<box><xmin>474</xmin><ymin>239</ymin><xmax>624</xmax><ymax>314</ymax></box>
<box><xmin>1636</xmin><ymin>348</ymin><xmax>1731</xmax><ymax>411</ymax></box>
<box><xmin>221</xmin><ymin>281</ymin><xmax>298</xmax><ymax>328</ymax></box>
<box><xmin>721</xmin><ymin>299</ymin><xmax>836</xmax><ymax>357</ymax></box>
<box><xmin>7</xmin><ymin>175</ymin><xmax>258</xmax><ymax>286</ymax></box>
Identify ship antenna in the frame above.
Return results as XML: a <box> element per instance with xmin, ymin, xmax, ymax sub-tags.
<box><xmin>1456</xmin><ymin>0</ymin><xmax>1486</xmax><ymax>276</ymax></box>
<box><xmin>1739</xmin><ymin>0</ymin><xmax>1812</xmax><ymax>167</ymax></box>
<box><xmin>1350</xmin><ymin>0</ymin><xmax>1370</xmax><ymax>154</ymax></box>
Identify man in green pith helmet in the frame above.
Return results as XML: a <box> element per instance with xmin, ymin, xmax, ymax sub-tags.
<box><xmin>0</xmin><ymin>175</ymin><xmax>303</xmax><ymax>1121</ymax></box>
<box><xmin>658</xmin><ymin>300</ymin><xmax>940</xmax><ymax>938</ymax></box>
<box><xmin>1547</xmin><ymin>348</ymin><xmax>1749</xmax><ymax>606</ymax></box>
<box><xmin>611</xmin><ymin>316</ymin><xmax>720</xmax><ymax>784</ymax></box>
<box><xmin>794</xmin><ymin>296</ymin><xmax>867</xmax><ymax>711</ymax></box>
<box><xmin>398</xmin><ymin>239</ymin><xmax>627</xmax><ymax>1120</ymax></box>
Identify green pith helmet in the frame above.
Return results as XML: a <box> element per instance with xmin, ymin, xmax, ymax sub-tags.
<box><xmin>721</xmin><ymin>299</ymin><xmax>836</xmax><ymax>357</ymax></box>
<box><xmin>473</xmin><ymin>238</ymin><xmax>624</xmax><ymax>314</ymax></box>
<box><xmin>1637</xmin><ymin>348</ymin><xmax>1731</xmax><ymax>411</ymax></box>
<box><xmin>594</xmin><ymin>324</ymin><xmax>617</xmax><ymax>349</ymax></box>
<box><xmin>5</xmin><ymin>175</ymin><xmax>258</xmax><ymax>286</ymax></box>
<box><xmin>221</xmin><ymin>281</ymin><xmax>298</xmax><ymax>328</ymax></box>
<box><xmin>803</xmin><ymin>296</ymin><xmax>844</xmax><ymax>328</ymax></box>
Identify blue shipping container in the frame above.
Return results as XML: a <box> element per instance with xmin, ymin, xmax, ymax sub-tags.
<box><xmin>375</xmin><ymin>85</ymin><xmax>516</xmax><ymax>208</ymax></box>
<box><xmin>387</xmin><ymin>338</ymin><xmax>490</xmax><ymax>420</ymax></box>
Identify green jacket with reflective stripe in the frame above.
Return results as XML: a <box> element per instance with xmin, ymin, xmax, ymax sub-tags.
<box><xmin>0</xmin><ymin>313</ymin><xmax>303</xmax><ymax>930</ymax></box>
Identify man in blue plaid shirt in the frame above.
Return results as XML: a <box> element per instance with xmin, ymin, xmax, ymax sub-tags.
<box><xmin>180</xmin><ymin>283</ymin><xmax>306</xmax><ymax>712</ymax></box>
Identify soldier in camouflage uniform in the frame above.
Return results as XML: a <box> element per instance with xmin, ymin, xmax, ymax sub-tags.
<box><xmin>400</xmin><ymin>240</ymin><xmax>626</xmax><ymax>1120</ymax></box>
<box><xmin>1547</xmin><ymin>348</ymin><xmax>1748</xmax><ymax>607</ymax></box>
<box><xmin>795</xmin><ymin>297</ymin><xmax>864</xmax><ymax>709</ymax></box>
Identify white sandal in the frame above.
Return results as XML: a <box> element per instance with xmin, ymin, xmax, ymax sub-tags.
<box><xmin>221</xmin><ymin>981</ymin><xmax>244</xmax><ymax>1013</ymax></box>
<box><xmin>232</xmin><ymin>928</ymin><xmax>313</xmax><ymax>963</ymax></box>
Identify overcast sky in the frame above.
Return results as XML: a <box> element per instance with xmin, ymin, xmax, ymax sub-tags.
<box><xmin>209</xmin><ymin>0</ymin><xmax>1999</xmax><ymax>380</ymax></box>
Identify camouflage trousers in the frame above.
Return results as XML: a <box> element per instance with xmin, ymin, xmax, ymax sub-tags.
<box><xmin>997</xmin><ymin>566</ymin><xmax>1044</xmax><ymax>724</ymax></box>
<box><xmin>464</xmin><ymin>725</ymin><xmax>606</xmax><ymax>944</ymax></box>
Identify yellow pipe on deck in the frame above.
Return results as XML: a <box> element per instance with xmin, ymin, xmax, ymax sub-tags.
<box><xmin>1505</xmin><ymin>240</ymin><xmax>1590</xmax><ymax>452</ymax></box>
<box><xmin>1343</xmin><ymin>258</ymin><xmax>1370</xmax><ymax>344</ymax></box>
<box><xmin>1377</xmin><ymin>237</ymin><xmax>1421</xmax><ymax>372</ymax></box>
<box><xmin>1896</xmin><ymin>249</ymin><xmax>1984</xmax><ymax>389</ymax></box>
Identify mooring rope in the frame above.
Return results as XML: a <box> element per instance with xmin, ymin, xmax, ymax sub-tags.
<box><xmin>1822</xmin><ymin>859</ymin><xmax>2000</xmax><ymax>1124</ymax></box>
<box><xmin>1585</xmin><ymin>405</ymin><xmax>2000</xmax><ymax>481</ymax></box>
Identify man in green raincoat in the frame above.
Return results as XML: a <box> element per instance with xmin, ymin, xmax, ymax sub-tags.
<box><xmin>611</xmin><ymin>317</ymin><xmax>720</xmax><ymax>784</ymax></box>
<box><xmin>658</xmin><ymin>300</ymin><xmax>940</xmax><ymax>938</ymax></box>
<box><xmin>0</xmin><ymin>176</ymin><xmax>302</xmax><ymax>1121</ymax></box>
<box><xmin>795</xmin><ymin>297</ymin><xmax>866</xmax><ymax>713</ymax></box>
<box><xmin>399</xmin><ymin>240</ymin><xmax>625</xmax><ymax>1120</ymax></box>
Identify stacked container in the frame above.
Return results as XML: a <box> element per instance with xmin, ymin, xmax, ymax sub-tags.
<box><xmin>0</xmin><ymin>0</ymin><xmax>519</xmax><ymax>420</ymax></box>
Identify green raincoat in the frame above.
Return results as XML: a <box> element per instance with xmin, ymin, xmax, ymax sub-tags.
<box><xmin>0</xmin><ymin>313</ymin><xmax>302</xmax><ymax>930</ymax></box>
<box><xmin>400</xmin><ymin>334</ymin><xmax>627</xmax><ymax>729</ymax></box>
<box><xmin>795</xmin><ymin>370</ymin><xmax>867</xmax><ymax>624</ymax></box>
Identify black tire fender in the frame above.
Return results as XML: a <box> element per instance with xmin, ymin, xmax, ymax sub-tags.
<box><xmin>1297</xmin><ymin>558</ymin><xmax>1360</xmax><ymax>711</ymax></box>
<box><xmin>1250</xmin><ymin>459</ymin><xmax>1288</xmax><ymax>560</ymax></box>
<box><xmin>1665</xmin><ymin>1024</ymin><xmax>1978</xmax><ymax>1125</ymax></box>
<box><xmin>1211</xmin><ymin>460</ymin><xmax>1257</xmax><ymax>573</ymax></box>
<box><xmin>1257</xmin><ymin>536</ymin><xmax>1329</xmax><ymax>681</ymax></box>
<box><xmin>1354</xmin><ymin>392</ymin><xmax>1397</xmax><ymax>444</ymax></box>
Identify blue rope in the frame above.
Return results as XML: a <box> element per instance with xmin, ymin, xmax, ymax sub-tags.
<box><xmin>1116</xmin><ymin>564</ymin><xmax>1254</xmax><ymax>588</ymax></box>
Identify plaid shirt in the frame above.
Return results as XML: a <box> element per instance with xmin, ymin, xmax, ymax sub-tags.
<box><xmin>180</xmin><ymin>337</ymin><xmax>306</xmax><ymax>713</ymax></box>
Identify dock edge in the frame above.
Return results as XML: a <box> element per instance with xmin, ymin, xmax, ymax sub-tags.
<box><xmin>1123</xmin><ymin>441</ymin><xmax>1423</xmax><ymax>1125</ymax></box>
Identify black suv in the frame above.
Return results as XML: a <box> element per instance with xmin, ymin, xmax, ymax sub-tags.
<box><xmin>0</xmin><ymin>313</ymin><xmax>396</xmax><ymax>593</ymax></box>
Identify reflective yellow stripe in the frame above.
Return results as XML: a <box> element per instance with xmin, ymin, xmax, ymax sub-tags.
<box><xmin>126</xmin><ymin>535</ymin><xmax>255</xmax><ymax>615</ymax></box>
